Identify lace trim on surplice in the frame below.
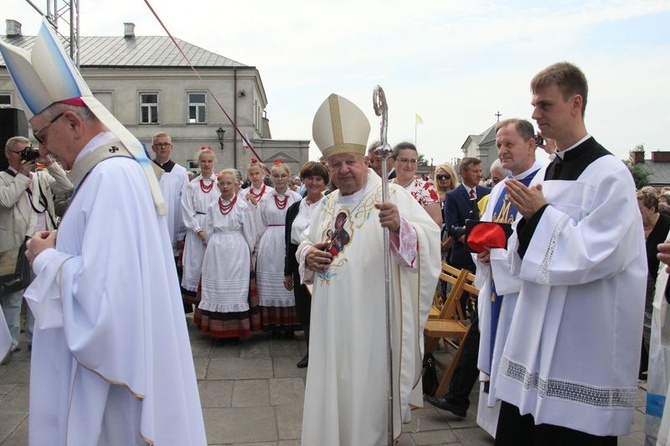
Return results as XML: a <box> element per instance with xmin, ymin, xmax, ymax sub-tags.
<box><xmin>536</xmin><ymin>213</ymin><xmax>570</xmax><ymax>284</ymax></box>
<box><xmin>499</xmin><ymin>356</ymin><xmax>637</xmax><ymax>409</ymax></box>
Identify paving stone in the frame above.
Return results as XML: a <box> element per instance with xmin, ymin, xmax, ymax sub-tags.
<box><xmin>275</xmin><ymin>403</ymin><xmax>303</xmax><ymax>440</ymax></box>
<box><xmin>232</xmin><ymin>379</ymin><xmax>270</xmax><ymax>407</ymax></box>
<box><xmin>193</xmin><ymin>357</ymin><xmax>209</xmax><ymax>380</ymax></box>
<box><xmin>270</xmin><ymin>378</ymin><xmax>304</xmax><ymax>407</ymax></box>
<box><xmin>207</xmin><ymin>357</ymin><xmax>273</xmax><ymax>380</ymax></box>
<box><xmin>411</xmin><ymin>428</ymin><xmax>459</xmax><ymax>445</ymax></box>
<box><xmin>269</xmin><ymin>339</ymin><xmax>302</xmax><ymax>357</ymax></box>
<box><xmin>0</xmin><ymin>384</ymin><xmax>29</xmax><ymax>412</ymax></box>
<box><xmin>272</xmin><ymin>357</ymin><xmax>308</xmax><ymax>379</ymax></box>
<box><xmin>0</xmin><ymin>413</ymin><xmax>27</xmax><ymax>444</ymax></box>
<box><xmin>452</xmin><ymin>426</ymin><xmax>494</xmax><ymax>446</ymax></box>
<box><xmin>240</xmin><ymin>337</ymin><xmax>272</xmax><ymax>358</ymax></box>
<box><xmin>198</xmin><ymin>379</ymin><xmax>234</xmax><ymax>408</ymax></box>
<box><xmin>203</xmin><ymin>406</ymin><xmax>277</xmax><ymax>444</ymax></box>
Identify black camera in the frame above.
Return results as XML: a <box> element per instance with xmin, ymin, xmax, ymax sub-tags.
<box><xmin>18</xmin><ymin>146</ymin><xmax>40</xmax><ymax>162</ymax></box>
<box><xmin>534</xmin><ymin>134</ymin><xmax>544</xmax><ymax>147</ymax></box>
<box><xmin>447</xmin><ymin>224</ymin><xmax>467</xmax><ymax>239</ymax></box>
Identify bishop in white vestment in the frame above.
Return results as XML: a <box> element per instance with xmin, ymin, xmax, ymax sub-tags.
<box><xmin>298</xmin><ymin>94</ymin><xmax>440</xmax><ymax>445</ymax></box>
<box><xmin>1</xmin><ymin>20</ymin><xmax>207</xmax><ymax>446</ymax></box>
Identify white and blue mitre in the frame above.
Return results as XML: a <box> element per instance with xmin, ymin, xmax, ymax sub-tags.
<box><xmin>0</xmin><ymin>19</ymin><xmax>166</xmax><ymax>215</ymax></box>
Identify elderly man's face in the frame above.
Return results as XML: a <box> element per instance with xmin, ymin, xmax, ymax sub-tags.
<box><xmin>329</xmin><ymin>152</ymin><xmax>369</xmax><ymax>196</ymax></box>
<box><xmin>368</xmin><ymin>150</ymin><xmax>382</xmax><ymax>176</ymax></box>
<box><xmin>4</xmin><ymin>140</ymin><xmax>35</xmax><ymax>172</ymax></box>
<box><xmin>29</xmin><ymin>111</ymin><xmax>73</xmax><ymax>169</ymax></box>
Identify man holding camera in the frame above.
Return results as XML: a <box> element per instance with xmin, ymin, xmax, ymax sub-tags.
<box><xmin>0</xmin><ymin>136</ymin><xmax>73</xmax><ymax>363</ymax></box>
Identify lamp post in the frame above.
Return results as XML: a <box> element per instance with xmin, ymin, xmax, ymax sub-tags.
<box><xmin>216</xmin><ymin>126</ymin><xmax>226</xmax><ymax>151</ymax></box>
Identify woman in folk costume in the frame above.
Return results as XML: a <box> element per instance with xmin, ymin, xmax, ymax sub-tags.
<box><xmin>0</xmin><ymin>20</ymin><xmax>205</xmax><ymax>445</ymax></box>
<box><xmin>181</xmin><ymin>148</ymin><xmax>219</xmax><ymax>313</ymax></box>
<box><xmin>197</xmin><ymin>169</ymin><xmax>257</xmax><ymax>340</ymax></box>
<box><xmin>256</xmin><ymin>162</ymin><xmax>302</xmax><ymax>337</ymax></box>
<box><xmin>239</xmin><ymin>159</ymin><xmax>273</xmax><ymax>209</ymax></box>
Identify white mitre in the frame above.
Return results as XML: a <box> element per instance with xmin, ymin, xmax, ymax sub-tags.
<box><xmin>312</xmin><ymin>94</ymin><xmax>370</xmax><ymax>160</ymax></box>
<box><xmin>0</xmin><ymin>19</ymin><xmax>166</xmax><ymax>215</ymax></box>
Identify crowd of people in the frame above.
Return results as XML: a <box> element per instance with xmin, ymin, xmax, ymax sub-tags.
<box><xmin>0</xmin><ymin>23</ymin><xmax>668</xmax><ymax>446</ymax></box>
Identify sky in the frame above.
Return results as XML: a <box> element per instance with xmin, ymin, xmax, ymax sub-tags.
<box><xmin>4</xmin><ymin>0</ymin><xmax>670</xmax><ymax>167</ymax></box>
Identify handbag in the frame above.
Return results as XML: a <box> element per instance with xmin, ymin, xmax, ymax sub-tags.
<box><xmin>0</xmin><ymin>241</ymin><xmax>31</xmax><ymax>295</ymax></box>
<box><xmin>422</xmin><ymin>352</ymin><xmax>439</xmax><ymax>397</ymax></box>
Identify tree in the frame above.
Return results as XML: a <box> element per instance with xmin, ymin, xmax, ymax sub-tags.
<box><xmin>417</xmin><ymin>153</ymin><xmax>429</xmax><ymax>167</ymax></box>
<box><xmin>625</xmin><ymin>161</ymin><xmax>650</xmax><ymax>189</ymax></box>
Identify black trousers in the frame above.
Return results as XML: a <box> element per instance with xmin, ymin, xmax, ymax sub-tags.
<box><xmin>444</xmin><ymin>262</ymin><xmax>479</xmax><ymax>410</ymax></box>
<box><xmin>494</xmin><ymin>401</ymin><xmax>617</xmax><ymax>446</ymax></box>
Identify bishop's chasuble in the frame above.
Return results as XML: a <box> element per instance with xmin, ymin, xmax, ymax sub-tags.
<box><xmin>298</xmin><ymin>170</ymin><xmax>440</xmax><ymax>446</ymax></box>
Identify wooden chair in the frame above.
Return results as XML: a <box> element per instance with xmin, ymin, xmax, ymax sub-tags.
<box><xmin>424</xmin><ymin>264</ymin><xmax>478</xmax><ymax>397</ymax></box>
<box><xmin>428</xmin><ymin>262</ymin><xmax>468</xmax><ymax>320</ymax></box>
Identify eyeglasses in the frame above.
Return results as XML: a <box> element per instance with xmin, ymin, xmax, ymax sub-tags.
<box><xmin>397</xmin><ymin>158</ymin><xmax>417</xmax><ymax>165</ymax></box>
<box><xmin>32</xmin><ymin>113</ymin><xmax>64</xmax><ymax>145</ymax></box>
<box><xmin>436</xmin><ymin>174</ymin><xmax>451</xmax><ymax>180</ymax></box>
<box><xmin>153</xmin><ymin>142</ymin><xmax>172</xmax><ymax>148</ymax></box>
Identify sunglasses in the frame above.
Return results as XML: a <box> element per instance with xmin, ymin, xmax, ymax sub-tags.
<box><xmin>436</xmin><ymin>174</ymin><xmax>451</xmax><ymax>180</ymax></box>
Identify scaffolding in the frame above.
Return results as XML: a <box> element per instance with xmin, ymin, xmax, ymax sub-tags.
<box><xmin>23</xmin><ymin>0</ymin><xmax>80</xmax><ymax>66</ymax></box>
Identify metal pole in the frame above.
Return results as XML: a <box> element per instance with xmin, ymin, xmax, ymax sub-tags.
<box><xmin>373</xmin><ymin>85</ymin><xmax>394</xmax><ymax>445</ymax></box>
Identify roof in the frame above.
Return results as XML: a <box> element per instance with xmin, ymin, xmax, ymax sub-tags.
<box><xmin>638</xmin><ymin>161</ymin><xmax>670</xmax><ymax>186</ymax></box>
<box><xmin>0</xmin><ymin>35</ymin><xmax>248</xmax><ymax>68</ymax></box>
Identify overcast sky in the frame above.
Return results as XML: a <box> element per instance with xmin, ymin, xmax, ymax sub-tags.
<box><xmin>4</xmin><ymin>0</ymin><xmax>670</xmax><ymax>166</ymax></box>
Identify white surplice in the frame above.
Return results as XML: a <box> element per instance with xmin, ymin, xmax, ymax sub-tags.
<box><xmin>494</xmin><ymin>154</ymin><xmax>646</xmax><ymax>436</ymax></box>
<box><xmin>474</xmin><ymin>161</ymin><xmax>543</xmax><ymax>437</ymax></box>
<box><xmin>298</xmin><ymin>170</ymin><xmax>440</xmax><ymax>445</ymax></box>
<box><xmin>0</xmin><ymin>302</ymin><xmax>9</xmax><ymax>359</ymax></box>
<box><xmin>24</xmin><ymin>135</ymin><xmax>207</xmax><ymax>446</ymax></box>
<box><xmin>181</xmin><ymin>175</ymin><xmax>220</xmax><ymax>291</ymax></box>
<box><xmin>159</xmin><ymin>162</ymin><xmax>189</xmax><ymax>256</ymax></box>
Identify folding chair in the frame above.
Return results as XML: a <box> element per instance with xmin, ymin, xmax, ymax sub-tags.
<box><xmin>424</xmin><ymin>266</ymin><xmax>478</xmax><ymax>397</ymax></box>
<box><xmin>429</xmin><ymin>262</ymin><xmax>467</xmax><ymax>320</ymax></box>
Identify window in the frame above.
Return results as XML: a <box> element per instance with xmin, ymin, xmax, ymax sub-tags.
<box><xmin>140</xmin><ymin>93</ymin><xmax>158</xmax><ymax>124</ymax></box>
<box><xmin>188</xmin><ymin>92</ymin><xmax>206</xmax><ymax>124</ymax></box>
<box><xmin>0</xmin><ymin>94</ymin><xmax>11</xmax><ymax>107</ymax></box>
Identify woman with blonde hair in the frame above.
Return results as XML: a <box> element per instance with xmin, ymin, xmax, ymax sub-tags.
<box><xmin>433</xmin><ymin>163</ymin><xmax>459</xmax><ymax>204</ymax></box>
<box><xmin>433</xmin><ymin>163</ymin><xmax>459</xmax><ymax>259</ymax></box>
<box><xmin>256</xmin><ymin>162</ymin><xmax>302</xmax><ymax>337</ymax></box>
<box><xmin>197</xmin><ymin>169</ymin><xmax>257</xmax><ymax>341</ymax></box>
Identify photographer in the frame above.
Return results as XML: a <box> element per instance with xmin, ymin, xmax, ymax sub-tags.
<box><xmin>0</xmin><ymin>136</ymin><xmax>73</xmax><ymax>362</ymax></box>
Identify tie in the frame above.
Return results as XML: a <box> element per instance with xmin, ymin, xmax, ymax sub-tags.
<box><xmin>469</xmin><ymin>189</ymin><xmax>475</xmax><ymax>200</ymax></box>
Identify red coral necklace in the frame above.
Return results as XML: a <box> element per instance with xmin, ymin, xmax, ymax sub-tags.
<box><xmin>248</xmin><ymin>184</ymin><xmax>266</xmax><ymax>200</ymax></box>
<box><xmin>219</xmin><ymin>195</ymin><xmax>237</xmax><ymax>215</ymax></box>
<box><xmin>274</xmin><ymin>193</ymin><xmax>289</xmax><ymax>210</ymax></box>
<box><xmin>200</xmin><ymin>177</ymin><xmax>214</xmax><ymax>193</ymax></box>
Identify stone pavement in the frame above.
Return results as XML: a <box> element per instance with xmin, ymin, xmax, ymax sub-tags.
<box><xmin>0</xmin><ymin>315</ymin><xmax>649</xmax><ymax>445</ymax></box>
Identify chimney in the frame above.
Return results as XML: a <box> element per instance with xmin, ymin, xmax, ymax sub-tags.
<box><xmin>631</xmin><ymin>149</ymin><xmax>645</xmax><ymax>165</ymax></box>
<box><xmin>651</xmin><ymin>151</ymin><xmax>670</xmax><ymax>163</ymax></box>
<box><xmin>124</xmin><ymin>22</ymin><xmax>135</xmax><ymax>39</ymax></box>
<box><xmin>6</xmin><ymin>19</ymin><xmax>22</xmax><ymax>37</ymax></box>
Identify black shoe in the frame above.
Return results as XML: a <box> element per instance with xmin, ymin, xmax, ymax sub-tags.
<box><xmin>296</xmin><ymin>354</ymin><xmax>308</xmax><ymax>368</ymax></box>
<box><xmin>424</xmin><ymin>395</ymin><xmax>467</xmax><ymax>418</ymax></box>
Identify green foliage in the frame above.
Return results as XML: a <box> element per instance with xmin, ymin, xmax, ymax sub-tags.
<box><xmin>417</xmin><ymin>153</ymin><xmax>429</xmax><ymax>167</ymax></box>
<box><xmin>625</xmin><ymin>161</ymin><xmax>650</xmax><ymax>189</ymax></box>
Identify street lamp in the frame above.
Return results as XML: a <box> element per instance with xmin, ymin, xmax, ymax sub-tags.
<box><xmin>216</xmin><ymin>126</ymin><xmax>226</xmax><ymax>151</ymax></box>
